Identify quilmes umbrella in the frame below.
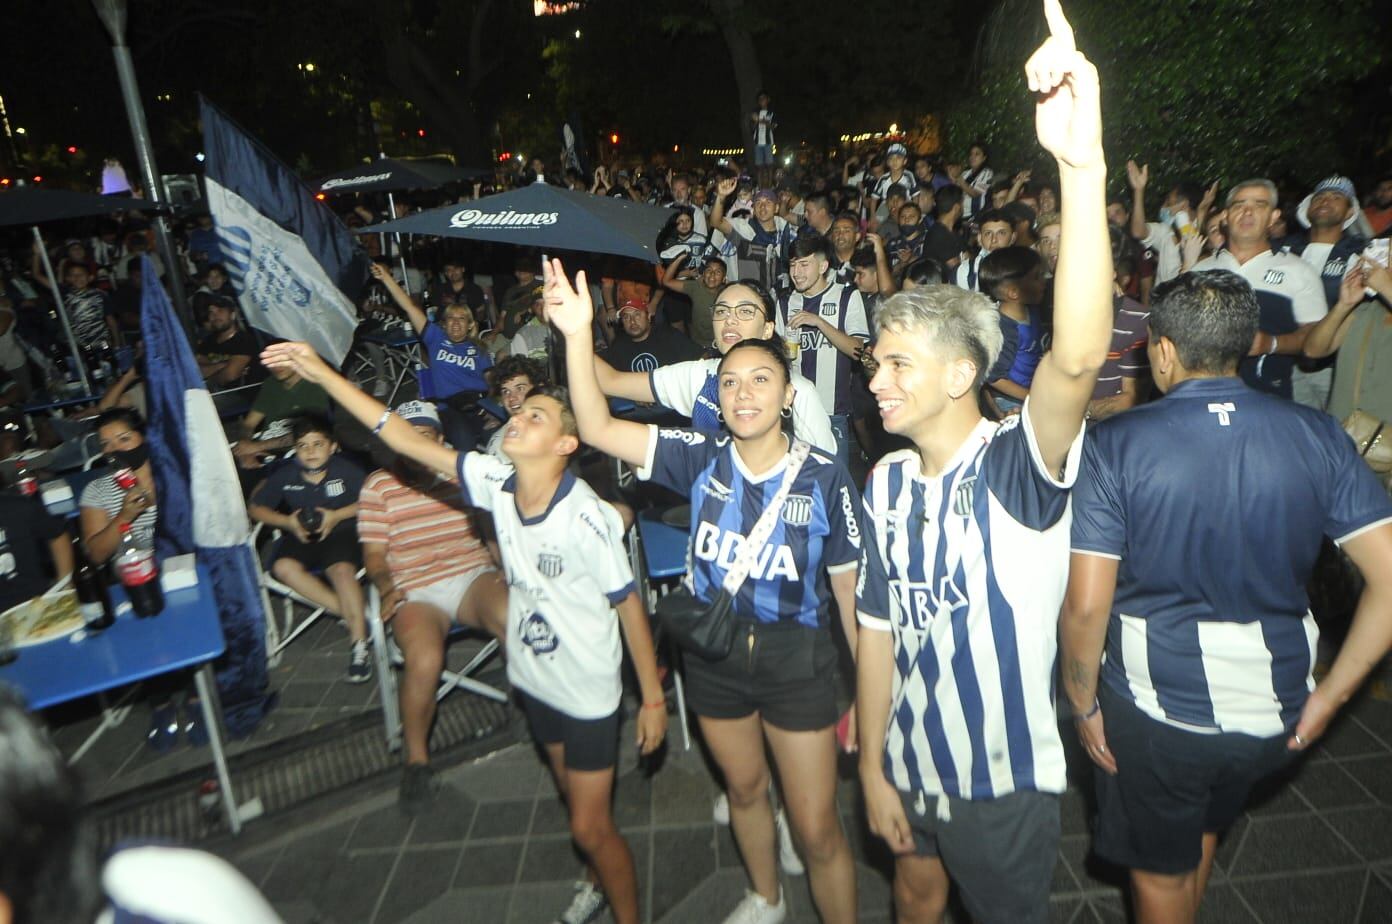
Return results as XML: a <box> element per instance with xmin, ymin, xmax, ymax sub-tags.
<box><xmin>0</xmin><ymin>187</ymin><xmax>167</xmax><ymax>394</ymax></box>
<box><xmin>317</xmin><ymin>157</ymin><xmax>489</xmax><ymax>293</ymax></box>
<box><xmin>314</xmin><ymin>157</ymin><xmax>488</xmax><ymax>196</ymax></box>
<box><xmin>359</xmin><ymin>183</ymin><xmax>672</xmax><ymax>264</ymax></box>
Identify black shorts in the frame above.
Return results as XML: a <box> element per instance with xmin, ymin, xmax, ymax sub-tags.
<box><xmin>517</xmin><ymin>690</ymin><xmax>620</xmax><ymax>772</ymax></box>
<box><xmin>896</xmin><ymin>787</ymin><xmax>1060</xmax><ymax>924</ymax></box>
<box><xmin>1093</xmin><ymin>682</ymin><xmax>1295</xmax><ymax>874</ymax></box>
<box><xmin>274</xmin><ymin>524</ymin><xmax>362</xmax><ymax>573</ymax></box>
<box><xmin>683</xmin><ymin>620</ymin><xmax>839</xmax><ymax>731</ymax></box>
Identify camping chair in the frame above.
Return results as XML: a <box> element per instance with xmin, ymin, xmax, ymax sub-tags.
<box><xmin>364</xmin><ymin>584</ymin><xmax>507</xmax><ymax>753</ymax></box>
<box><xmin>249</xmin><ymin>520</ymin><xmax>368</xmax><ymax>665</ymax></box>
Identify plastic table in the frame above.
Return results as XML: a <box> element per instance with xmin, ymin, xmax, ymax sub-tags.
<box><xmin>0</xmin><ymin>564</ymin><xmax>260</xmax><ymax>834</ymax></box>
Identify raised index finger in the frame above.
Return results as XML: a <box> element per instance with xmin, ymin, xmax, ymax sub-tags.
<box><xmin>1042</xmin><ymin>0</ymin><xmax>1075</xmax><ymax>51</ymax></box>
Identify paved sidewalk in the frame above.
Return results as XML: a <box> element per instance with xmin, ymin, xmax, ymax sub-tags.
<box><xmin>211</xmin><ymin>690</ymin><xmax>1392</xmax><ymax>923</ymax></box>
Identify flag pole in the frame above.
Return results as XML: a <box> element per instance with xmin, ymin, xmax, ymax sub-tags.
<box><xmin>31</xmin><ymin>227</ymin><xmax>94</xmax><ymax>395</ymax></box>
<box><xmin>92</xmin><ymin>0</ymin><xmax>193</xmax><ymax>337</ymax></box>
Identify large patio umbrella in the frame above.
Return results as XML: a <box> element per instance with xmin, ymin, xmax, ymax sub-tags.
<box><xmin>358</xmin><ymin>183</ymin><xmax>672</xmax><ymax>264</ymax></box>
<box><xmin>0</xmin><ymin>187</ymin><xmax>167</xmax><ymax>394</ymax></box>
<box><xmin>313</xmin><ymin>158</ymin><xmax>489</xmax><ymax>196</ymax></box>
<box><xmin>317</xmin><ymin>157</ymin><xmax>490</xmax><ymax>293</ymax></box>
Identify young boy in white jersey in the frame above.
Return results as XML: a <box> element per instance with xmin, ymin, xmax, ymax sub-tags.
<box><xmin>260</xmin><ymin>342</ymin><xmax>666</xmax><ymax>924</ymax></box>
<box><xmin>856</xmin><ymin>4</ymin><xmax>1114</xmax><ymax>923</ymax></box>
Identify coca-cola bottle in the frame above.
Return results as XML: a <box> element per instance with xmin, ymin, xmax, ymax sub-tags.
<box><xmin>75</xmin><ymin>548</ymin><xmax>115</xmax><ymax>630</ymax></box>
<box><xmin>114</xmin><ymin>523</ymin><xmax>164</xmax><ymax>617</ymax></box>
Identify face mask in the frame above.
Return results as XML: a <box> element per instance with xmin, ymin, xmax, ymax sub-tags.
<box><xmin>1158</xmin><ymin>207</ymin><xmax>1173</xmax><ymax>225</ymax></box>
<box><xmin>108</xmin><ymin>444</ymin><xmax>149</xmax><ymax>470</ymax></box>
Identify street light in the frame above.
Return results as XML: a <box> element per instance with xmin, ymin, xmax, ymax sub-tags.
<box><xmin>91</xmin><ymin>0</ymin><xmax>192</xmax><ymax>333</ymax></box>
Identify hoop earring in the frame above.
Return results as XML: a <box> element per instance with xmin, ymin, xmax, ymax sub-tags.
<box><xmin>781</xmin><ymin>406</ymin><xmax>792</xmax><ymax>419</ymax></box>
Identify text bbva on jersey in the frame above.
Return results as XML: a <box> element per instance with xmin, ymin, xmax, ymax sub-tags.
<box><xmin>693</xmin><ymin>521</ymin><xmax>798</xmax><ymax>581</ymax></box>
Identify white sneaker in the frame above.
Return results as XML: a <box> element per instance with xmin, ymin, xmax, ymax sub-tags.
<box><xmin>775</xmin><ymin>808</ymin><xmax>804</xmax><ymax>876</ymax></box>
<box><xmin>713</xmin><ymin>791</ymin><xmax>730</xmax><ymax>825</ymax></box>
<box><xmin>555</xmin><ymin>880</ymin><xmax>607</xmax><ymax>924</ymax></box>
<box><xmin>722</xmin><ymin>889</ymin><xmax>786</xmax><ymax>924</ymax></box>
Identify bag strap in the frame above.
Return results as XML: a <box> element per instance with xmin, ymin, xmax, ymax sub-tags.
<box><xmin>720</xmin><ymin>439</ymin><xmax>812</xmax><ymax>595</ymax></box>
<box><xmin>1349</xmin><ymin>313</ymin><xmax>1377</xmax><ymax>413</ymax></box>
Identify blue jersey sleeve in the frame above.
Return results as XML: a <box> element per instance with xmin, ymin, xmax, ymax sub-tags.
<box><xmin>1070</xmin><ymin>432</ymin><xmax>1126</xmax><ymax>559</ymax></box>
<box><xmin>988</xmin><ymin>314</ymin><xmax>1019</xmax><ymax>383</ymax></box>
<box><xmin>1323</xmin><ymin>417</ymin><xmax>1392</xmax><ymax>543</ymax></box>
<box><xmin>981</xmin><ymin>402</ymin><xmax>1083</xmax><ymax>531</ymax></box>
<box><xmin>821</xmin><ymin>462</ymin><xmax>864</xmax><ymax>570</ymax></box>
<box><xmin>635</xmin><ymin>426</ymin><xmax>722</xmax><ymax>495</ymax></box>
<box><xmin>856</xmin><ymin>481</ymin><xmax>892</xmax><ymax>628</ymax></box>
<box><xmin>421</xmin><ymin>322</ymin><xmax>445</xmax><ymax>353</ymax></box>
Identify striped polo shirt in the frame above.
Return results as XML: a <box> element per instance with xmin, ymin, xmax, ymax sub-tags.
<box><xmin>356</xmin><ymin>469</ymin><xmax>494</xmax><ymax>593</ymax></box>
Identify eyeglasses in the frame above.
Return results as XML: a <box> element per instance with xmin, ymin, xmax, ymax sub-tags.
<box><xmin>712</xmin><ymin>302</ymin><xmax>763</xmax><ymax>322</ymax></box>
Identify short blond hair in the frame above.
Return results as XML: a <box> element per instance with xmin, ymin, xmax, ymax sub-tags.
<box><xmin>874</xmin><ymin>286</ymin><xmax>1004</xmax><ymax>386</ymax></box>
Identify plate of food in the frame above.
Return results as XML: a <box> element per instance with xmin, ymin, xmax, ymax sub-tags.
<box><xmin>2</xmin><ymin>589</ymin><xmax>86</xmax><ymax>648</ymax></box>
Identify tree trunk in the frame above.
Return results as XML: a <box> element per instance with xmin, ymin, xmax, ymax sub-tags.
<box><xmin>708</xmin><ymin>0</ymin><xmax>763</xmax><ymax>148</ymax></box>
<box><xmin>379</xmin><ymin>1</ymin><xmax>501</xmax><ymax>167</ymax></box>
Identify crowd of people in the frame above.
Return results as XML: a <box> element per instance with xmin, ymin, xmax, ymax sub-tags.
<box><xmin>3</xmin><ymin>2</ymin><xmax>1392</xmax><ymax>922</ymax></box>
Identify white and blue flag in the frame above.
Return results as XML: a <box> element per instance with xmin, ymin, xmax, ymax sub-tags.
<box><xmin>200</xmin><ymin>97</ymin><xmax>366</xmax><ymax>364</ymax></box>
<box><xmin>141</xmin><ymin>256</ymin><xmax>271</xmax><ymax>735</ymax></box>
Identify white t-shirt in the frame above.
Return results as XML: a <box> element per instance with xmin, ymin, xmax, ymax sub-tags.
<box><xmin>1142</xmin><ymin>221</ymin><xmax>1183</xmax><ymax>284</ymax></box>
<box><xmin>456</xmin><ymin>453</ymin><xmax>636</xmax><ymax>719</ymax></box>
<box><xmin>1299</xmin><ymin>242</ymin><xmax>1334</xmax><ymax>275</ymax></box>
<box><xmin>648</xmin><ymin>357</ymin><xmax>839</xmax><ymax>454</ymax></box>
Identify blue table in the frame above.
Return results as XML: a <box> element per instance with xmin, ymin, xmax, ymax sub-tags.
<box><xmin>0</xmin><ymin>564</ymin><xmax>257</xmax><ymax>833</ymax></box>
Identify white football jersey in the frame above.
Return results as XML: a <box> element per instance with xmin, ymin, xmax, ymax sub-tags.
<box><xmin>457</xmin><ymin>453</ymin><xmax>635</xmax><ymax>719</ymax></box>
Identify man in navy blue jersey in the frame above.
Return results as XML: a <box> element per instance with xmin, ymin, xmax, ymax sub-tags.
<box><xmin>856</xmin><ymin>4</ymin><xmax>1115</xmax><ymax>922</ymax></box>
<box><xmin>1062</xmin><ymin>270</ymin><xmax>1392</xmax><ymax>924</ymax></box>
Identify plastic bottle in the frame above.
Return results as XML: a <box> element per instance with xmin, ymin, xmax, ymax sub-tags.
<box><xmin>114</xmin><ymin>524</ymin><xmax>164</xmax><ymax>617</ymax></box>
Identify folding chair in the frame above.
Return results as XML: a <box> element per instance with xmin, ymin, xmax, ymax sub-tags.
<box><xmin>249</xmin><ymin>520</ymin><xmax>368</xmax><ymax>664</ymax></box>
<box><xmin>346</xmin><ymin>324</ymin><xmax>421</xmax><ymax>406</ymax></box>
<box><xmin>632</xmin><ymin>507</ymin><xmax>693</xmax><ymax>750</ymax></box>
<box><xmin>365</xmin><ymin>584</ymin><xmax>507</xmax><ymax>753</ymax></box>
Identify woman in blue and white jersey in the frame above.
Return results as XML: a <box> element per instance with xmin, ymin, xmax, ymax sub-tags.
<box><xmin>547</xmin><ymin>258</ymin><xmax>861</xmax><ymax>924</ymax></box>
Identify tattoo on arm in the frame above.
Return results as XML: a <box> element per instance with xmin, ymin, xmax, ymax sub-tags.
<box><xmin>1066</xmin><ymin>656</ymin><xmax>1095</xmax><ymax>699</ymax></box>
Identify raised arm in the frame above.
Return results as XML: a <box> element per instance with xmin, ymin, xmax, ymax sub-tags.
<box><xmin>660</xmin><ymin>254</ymin><xmax>691</xmax><ymax>293</ymax></box>
<box><xmin>709</xmin><ymin>177</ymin><xmax>737</xmax><ymax>237</ymax></box>
<box><xmin>1019</xmin><ymin>0</ymin><xmax>1112</xmax><ymax>474</ymax></box>
<box><xmin>370</xmin><ymin>262</ymin><xmax>428</xmax><ymax>334</ymax></box>
<box><xmin>543</xmin><ymin>258</ymin><xmax>652</xmax><ymax>469</ymax></box>
<box><xmin>1304</xmin><ymin>263</ymin><xmax>1382</xmax><ymax>359</ymax></box>
<box><xmin>1126</xmin><ymin>160</ymin><xmax>1150</xmax><ymax>243</ymax></box>
<box><xmin>260</xmin><ymin>342</ymin><xmax>457</xmax><ymax>480</ymax></box>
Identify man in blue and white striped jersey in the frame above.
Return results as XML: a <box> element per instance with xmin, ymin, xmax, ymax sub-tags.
<box><xmin>855</xmin><ymin>6</ymin><xmax>1115</xmax><ymax>922</ymax></box>
<box><xmin>1062</xmin><ymin>268</ymin><xmax>1392</xmax><ymax>924</ymax></box>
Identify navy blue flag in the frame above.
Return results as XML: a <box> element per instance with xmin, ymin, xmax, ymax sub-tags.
<box><xmin>200</xmin><ymin>97</ymin><xmax>368</xmax><ymax>364</ymax></box>
<box><xmin>141</xmin><ymin>256</ymin><xmax>271</xmax><ymax>736</ymax></box>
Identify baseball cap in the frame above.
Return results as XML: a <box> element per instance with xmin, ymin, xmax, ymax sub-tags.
<box><xmin>886</xmin><ymin>143</ymin><xmax>909</xmax><ymax>157</ymax></box>
<box><xmin>617</xmin><ymin>298</ymin><xmax>648</xmax><ymax>315</ymax></box>
<box><xmin>1295</xmin><ymin>175</ymin><xmax>1359</xmax><ymax>230</ymax></box>
<box><xmin>752</xmin><ymin>189</ymin><xmax>777</xmax><ymax>204</ymax></box>
<box><xmin>207</xmin><ymin>294</ymin><xmax>239</xmax><ymax>311</ymax></box>
<box><xmin>394</xmin><ymin>400</ymin><xmax>441</xmax><ymax>431</ymax></box>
